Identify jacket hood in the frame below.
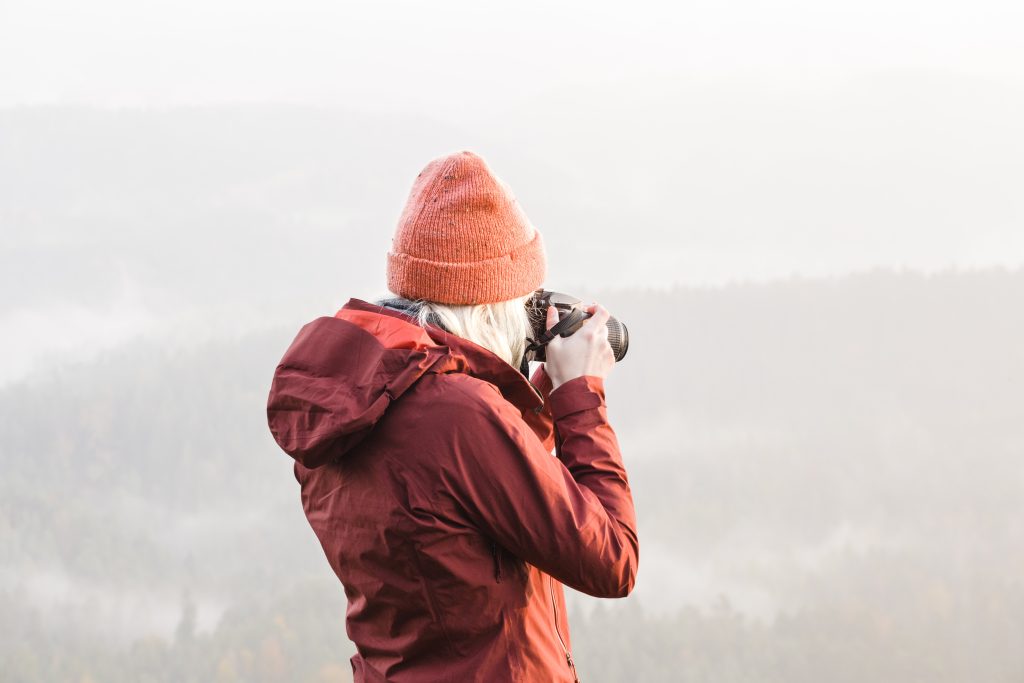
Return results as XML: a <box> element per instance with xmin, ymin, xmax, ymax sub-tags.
<box><xmin>267</xmin><ymin>297</ymin><xmax>547</xmax><ymax>469</ymax></box>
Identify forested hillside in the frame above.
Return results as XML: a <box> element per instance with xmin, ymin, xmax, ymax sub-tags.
<box><xmin>2</xmin><ymin>268</ymin><xmax>1023</xmax><ymax>682</ymax></box>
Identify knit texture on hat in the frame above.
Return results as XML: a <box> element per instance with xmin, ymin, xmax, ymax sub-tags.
<box><xmin>386</xmin><ymin>150</ymin><xmax>546</xmax><ymax>305</ymax></box>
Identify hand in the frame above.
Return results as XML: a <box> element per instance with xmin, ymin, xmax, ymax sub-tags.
<box><xmin>542</xmin><ymin>303</ymin><xmax>615</xmax><ymax>391</ymax></box>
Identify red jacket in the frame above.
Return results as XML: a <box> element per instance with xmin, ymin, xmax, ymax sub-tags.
<box><xmin>266</xmin><ymin>297</ymin><xmax>639</xmax><ymax>682</ymax></box>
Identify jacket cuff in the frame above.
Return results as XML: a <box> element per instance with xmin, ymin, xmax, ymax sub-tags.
<box><xmin>529</xmin><ymin>363</ymin><xmax>555</xmax><ymax>402</ymax></box>
<box><xmin>547</xmin><ymin>375</ymin><xmax>606</xmax><ymax>420</ymax></box>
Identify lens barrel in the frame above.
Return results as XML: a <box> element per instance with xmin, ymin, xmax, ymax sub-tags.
<box><xmin>606</xmin><ymin>317</ymin><xmax>629</xmax><ymax>362</ymax></box>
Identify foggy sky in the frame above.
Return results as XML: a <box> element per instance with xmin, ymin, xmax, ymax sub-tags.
<box><xmin>3</xmin><ymin>0</ymin><xmax>1024</xmax><ymax>377</ymax></box>
<box><xmin>4</xmin><ymin>0</ymin><xmax>1024</xmax><ymax>111</ymax></box>
<box><xmin>3</xmin><ymin>0</ymin><xmax>1023</xmax><ymax>290</ymax></box>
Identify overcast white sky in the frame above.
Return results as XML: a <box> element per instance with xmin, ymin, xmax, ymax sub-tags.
<box><xmin>3</xmin><ymin>0</ymin><xmax>1024</xmax><ymax>114</ymax></box>
<box><xmin>3</xmin><ymin>0</ymin><xmax>1024</xmax><ymax>381</ymax></box>
<box><xmin>3</xmin><ymin>1</ymin><xmax>1023</xmax><ymax>277</ymax></box>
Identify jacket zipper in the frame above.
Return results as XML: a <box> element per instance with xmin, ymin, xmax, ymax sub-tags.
<box><xmin>548</xmin><ymin>574</ymin><xmax>580</xmax><ymax>683</ymax></box>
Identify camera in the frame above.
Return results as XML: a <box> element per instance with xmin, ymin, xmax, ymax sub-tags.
<box><xmin>523</xmin><ymin>289</ymin><xmax>629</xmax><ymax>364</ymax></box>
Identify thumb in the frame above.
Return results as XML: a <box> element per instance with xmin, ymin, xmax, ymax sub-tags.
<box><xmin>546</xmin><ymin>305</ymin><xmax>558</xmax><ymax>331</ymax></box>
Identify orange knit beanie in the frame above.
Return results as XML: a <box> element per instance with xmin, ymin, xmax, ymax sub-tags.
<box><xmin>386</xmin><ymin>150</ymin><xmax>546</xmax><ymax>305</ymax></box>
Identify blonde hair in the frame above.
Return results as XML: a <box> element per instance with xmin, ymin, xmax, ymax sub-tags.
<box><xmin>376</xmin><ymin>293</ymin><xmax>535</xmax><ymax>370</ymax></box>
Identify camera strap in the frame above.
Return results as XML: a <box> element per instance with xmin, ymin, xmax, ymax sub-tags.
<box><xmin>520</xmin><ymin>308</ymin><xmax>589</xmax><ymax>377</ymax></box>
<box><xmin>524</xmin><ymin>308</ymin><xmax>589</xmax><ymax>356</ymax></box>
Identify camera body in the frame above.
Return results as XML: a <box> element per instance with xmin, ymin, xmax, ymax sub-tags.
<box><xmin>524</xmin><ymin>289</ymin><xmax>629</xmax><ymax>364</ymax></box>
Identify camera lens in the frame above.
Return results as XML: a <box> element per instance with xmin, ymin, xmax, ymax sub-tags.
<box><xmin>607</xmin><ymin>317</ymin><xmax>629</xmax><ymax>362</ymax></box>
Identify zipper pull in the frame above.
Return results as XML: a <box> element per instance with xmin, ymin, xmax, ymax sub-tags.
<box><xmin>566</xmin><ymin>652</ymin><xmax>579</xmax><ymax>682</ymax></box>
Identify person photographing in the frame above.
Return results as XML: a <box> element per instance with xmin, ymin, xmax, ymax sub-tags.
<box><xmin>267</xmin><ymin>150</ymin><xmax>638</xmax><ymax>682</ymax></box>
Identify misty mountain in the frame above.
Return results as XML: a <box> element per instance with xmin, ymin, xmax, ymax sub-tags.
<box><xmin>2</xmin><ymin>267</ymin><xmax>1022</xmax><ymax>681</ymax></box>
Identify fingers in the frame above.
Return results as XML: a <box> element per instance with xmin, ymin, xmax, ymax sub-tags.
<box><xmin>582</xmin><ymin>303</ymin><xmax>611</xmax><ymax>329</ymax></box>
<box><xmin>548</xmin><ymin>302</ymin><xmax>611</xmax><ymax>338</ymax></box>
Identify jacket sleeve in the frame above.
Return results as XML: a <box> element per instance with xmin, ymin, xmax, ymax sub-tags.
<box><xmin>519</xmin><ymin>363</ymin><xmax>556</xmax><ymax>452</ymax></box>
<box><xmin>446</xmin><ymin>374</ymin><xmax>639</xmax><ymax>599</ymax></box>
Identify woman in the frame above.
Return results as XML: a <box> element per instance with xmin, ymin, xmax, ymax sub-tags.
<box><xmin>267</xmin><ymin>150</ymin><xmax>638</xmax><ymax>682</ymax></box>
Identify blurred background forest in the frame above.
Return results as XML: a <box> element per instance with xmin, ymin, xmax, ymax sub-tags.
<box><xmin>3</xmin><ymin>256</ymin><xmax>1023</xmax><ymax>681</ymax></box>
<box><xmin>3</xmin><ymin>0</ymin><xmax>1024</xmax><ymax>679</ymax></box>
